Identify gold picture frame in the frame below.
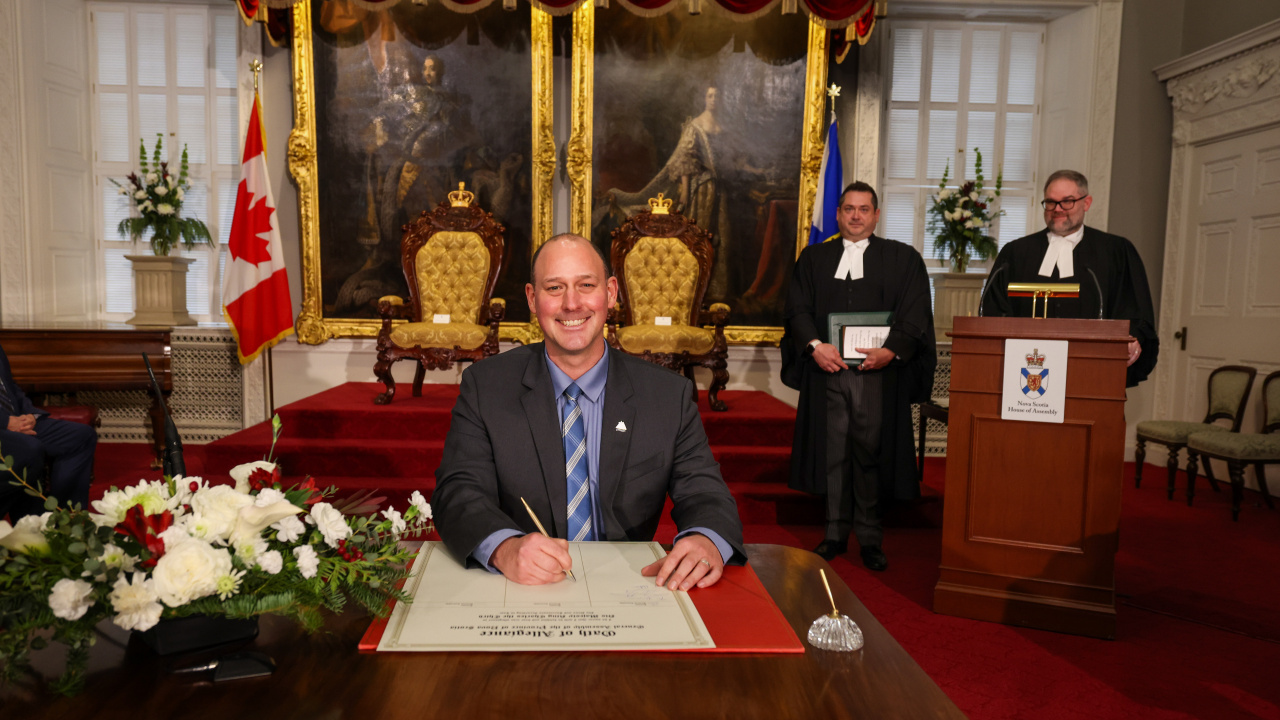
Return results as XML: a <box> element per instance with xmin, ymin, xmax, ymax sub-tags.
<box><xmin>568</xmin><ymin>5</ymin><xmax>829</xmax><ymax>347</ymax></box>
<box><xmin>290</xmin><ymin>1</ymin><xmax>554</xmax><ymax>346</ymax></box>
<box><xmin>291</xmin><ymin>3</ymin><xmax>828</xmax><ymax>348</ymax></box>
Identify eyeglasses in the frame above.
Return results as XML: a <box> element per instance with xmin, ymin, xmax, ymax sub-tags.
<box><xmin>1041</xmin><ymin>196</ymin><xmax>1087</xmax><ymax>211</ymax></box>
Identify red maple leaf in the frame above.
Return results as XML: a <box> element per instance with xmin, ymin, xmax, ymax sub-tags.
<box><xmin>228</xmin><ymin>179</ymin><xmax>274</xmax><ymax>264</ymax></box>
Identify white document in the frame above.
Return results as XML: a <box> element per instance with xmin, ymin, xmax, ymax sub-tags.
<box><xmin>432</xmin><ymin>314</ymin><xmax>450</xmax><ymax>324</ymax></box>
<box><xmin>841</xmin><ymin>326</ymin><xmax>890</xmax><ymax>360</ymax></box>
<box><xmin>1000</xmin><ymin>339</ymin><xmax>1069</xmax><ymax>423</ymax></box>
<box><xmin>377</xmin><ymin>541</ymin><xmax>715</xmax><ymax>652</ymax></box>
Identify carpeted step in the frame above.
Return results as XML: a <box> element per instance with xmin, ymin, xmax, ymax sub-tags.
<box><xmin>714</xmin><ymin>445</ymin><xmax>793</xmax><ymax>484</ymax></box>
<box><xmin>202</xmin><ymin>437</ymin><xmax>447</xmax><ymax>478</ymax></box>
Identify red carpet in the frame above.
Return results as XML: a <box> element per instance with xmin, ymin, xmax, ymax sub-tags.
<box><xmin>90</xmin><ymin>382</ymin><xmax>1280</xmax><ymax>720</ymax></box>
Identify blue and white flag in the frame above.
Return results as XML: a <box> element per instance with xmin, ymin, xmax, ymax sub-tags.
<box><xmin>808</xmin><ymin>118</ymin><xmax>844</xmax><ymax>245</ymax></box>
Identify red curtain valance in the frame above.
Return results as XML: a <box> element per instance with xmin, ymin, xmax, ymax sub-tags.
<box><xmin>236</xmin><ymin>0</ymin><xmax>877</xmax><ymax>43</ymax></box>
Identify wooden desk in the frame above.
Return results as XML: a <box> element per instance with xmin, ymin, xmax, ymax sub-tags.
<box><xmin>3</xmin><ymin>545</ymin><xmax>964</xmax><ymax>719</ymax></box>
<box><xmin>0</xmin><ymin>323</ymin><xmax>172</xmax><ymax>460</ymax></box>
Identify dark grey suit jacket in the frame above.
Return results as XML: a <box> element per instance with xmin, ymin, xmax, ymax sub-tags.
<box><xmin>432</xmin><ymin>343</ymin><xmax>746</xmax><ymax>566</ymax></box>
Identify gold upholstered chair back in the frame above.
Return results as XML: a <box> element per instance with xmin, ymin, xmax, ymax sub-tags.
<box><xmin>623</xmin><ymin>236</ymin><xmax>701</xmax><ymax>326</ymax></box>
<box><xmin>413</xmin><ymin>231</ymin><xmax>492</xmax><ymax>324</ymax></box>
<box><xmin>372</xmin><ymin>183</ymin><xmax>506</xmax><ymax>405</ymax></box>
<box><xmin>606</xmin><ymin>195</ymin><xmax>731</xmax><ymax>411</ymax></box>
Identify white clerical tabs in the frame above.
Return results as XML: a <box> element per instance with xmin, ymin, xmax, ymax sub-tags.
<box><xmin>827</xmin><ymin>311</ymin><xmax>892</xmax><ymax>365</ymax></box>
<box><xmin>654</xmin><ymin>316</ymin><xmax>672</xmax><ymax>326</ymax></box>
<box><xmin>432</xmin><ymin>314</ymin><xmax>450</xmax><ymax>324</ymax></box>
<box><xmin>1001</xmin><ymin>339</ymin><xmax>1069</xmax><ymax>423</ymax></box>
<box><xmin>377</xmin><ymin>542</ymin><xmax>714</xmax><ymax>652</ymax></box>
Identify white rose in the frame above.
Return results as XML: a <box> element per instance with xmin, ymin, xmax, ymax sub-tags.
<box><xmin>110</xmin><ymin>572</ymin><xmax>163</xmax><ymax>632</ymax></box>
<box><xmin>151</xmin><ymin>540</ymin><xmax>233</xmax><ymax>607</ymax></box>
<box><xmin>133</xmin><ymin>189</ymin><xmax>146</xmax><ymax>200</ymax></box>
<box><xmin>969</xmin><ymin>191</ymin><xmax>980</xmax><ymax>202</ymax></box>
<box><xmin>158</xmin><ymin>524</ymin><xmax>194</xmax><ymax>549</ymax></box>
<box><xmin>961</xmin><ymin>209</ymin><xmax>973</xmax><ymax>219</ymax></box>
<box><xmin>973</xmin><ymin>218</ymin><xmax>985</xmax><ymax>228</ymax></box>
<box><xmin>176</xmin><ymin>188</ymin><xmax>185</xmax><ymax>201</ymax></box>
<box><xmin>156</xmin><ymin>203</ymin><xmax>175</xmax><ymax>216</ymax></box>
<box><xmin>307</xmin><ymin>503</ymin><xmax>351</xmax><ymax>548</ymax></box>
<box><xmin>230</xmin><ymin>461</ymin><xmax>278</xmax><ymax>494</ymax></box>
<box><xmin>189</xmin><ymin>485</ymin><xmax>254</xmax><ymax>541</ymax></box>
<box><xmin>258</xmin><ymin>550</ymin><xmax>283</xmax><ymax>575</ymax></box>
<box><xmin>964</xmin><ymin>219</ymin><xmax>975</xmax><ymax>229</ymax></box>
<box><xmin>272</xmin><ymin>514</ymin><xmax>305</xmax><ymax>543</ymax></box>
<box><xmin>937</xmin><ymin>188</ymin><xmax>953</xmax><ymax>200</ymax></box>
<box><xmin>49</xmin><ymin>579</ymin><xmax>95</xmax><ymax>621</ymax></box>
<box><xmin>294</xmin><ymin>544</ymin><xmax>319</xmax><ymax>579</ymax></box>
<box><xmin>146</xmin><ymin>172</ymin><xmax>158</xmax><ymax>183</ymax></box>
<box><xmin>381</xmin><ymin>507</ymin><xmax>406</xmax><ymax>535</ymax></box>
<box><xmin>155</xmin><ymin>185</ymin><xmax>169</xmax><ymax>196</ymax></box>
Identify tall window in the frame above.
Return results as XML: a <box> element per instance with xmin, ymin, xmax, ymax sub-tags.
<box><xmin>90</xmin><ymin>3</ymin><xmax>240</xmax><ymax>322</ymax></box>
<box><xmin>879</xmin><ymin>21</ymin><xmax>1044</xmax><ymax>272</ymax></box>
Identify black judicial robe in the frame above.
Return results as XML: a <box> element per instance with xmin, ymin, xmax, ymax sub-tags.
<box><xmin>781</xmin><ymin>235</ymin><xmax>936</xmax><ymax>502</ymax></box>
<box><xmin>980</xmin><ymin>226</ymin><xmax>1159</xmax><ymax>387</ymax></box>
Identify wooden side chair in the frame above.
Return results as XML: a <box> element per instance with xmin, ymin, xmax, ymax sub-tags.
<box><xmin>1186</xmin><ymin>370</ymin><xmax>1280</xmax><ymax>520</ymax></box>
<box><xmin>605</xmin><ymin>195</ymin><xmax>730</xmax><ymax>411</ymax></box>
<box><xmin>1133</xmin><ymin>365</ymin><xmax>1257</xmax><ymax>500</ymax></box>
<box><xmin>373</xmin><ymin>183</ymin><xmax>505</xmax><ymax>405</ymax></box>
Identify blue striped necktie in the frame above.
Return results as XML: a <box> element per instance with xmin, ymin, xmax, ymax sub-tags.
<box><xmin>562</xmin><ymin>383</ymin><xmax>595</xmax><ymax>542</ymax></box>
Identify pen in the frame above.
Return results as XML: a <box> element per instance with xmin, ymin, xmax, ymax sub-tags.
<box><xmin>519</xmin><ymin>497</ymin><xmax>576</xmax><ymax>582</ymax></box>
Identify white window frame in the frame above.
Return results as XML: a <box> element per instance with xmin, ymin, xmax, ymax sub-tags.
<box><xmin>879</xmin><ymin>20</ymin><xmax>1046</xmax><ymax>276</ymax></box>
<box><xmin>89</xmin><ymin>1</ymin><xmax>240</xmax><ymax>323</ymax></box>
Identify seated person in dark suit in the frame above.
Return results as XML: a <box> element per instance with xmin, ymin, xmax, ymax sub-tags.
<box><xmin>0</xmin><ymin>345</ymin><xmax>97</xmax><ymax>520</ymax></box>
<box><xmin>432</xmin><ymin>234</ymin><xmax>745</xmax><ymax>589</ymax></box>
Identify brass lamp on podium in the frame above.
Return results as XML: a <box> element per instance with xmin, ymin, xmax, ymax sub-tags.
<box><xmin>1006</xmin><ymin>282</ymin><xmax>1081</xmax><ymax>318</ymax></box>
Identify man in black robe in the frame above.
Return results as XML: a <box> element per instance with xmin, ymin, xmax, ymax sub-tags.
<box><xmin>782</xmin><ymin>182</ymin><xmax>935</xmax><ymax>570</ymax></box>
<box><xmin>980</xmin><ymin>169</ymin><xmax>1158</xmax><ymax>387</ymax></box>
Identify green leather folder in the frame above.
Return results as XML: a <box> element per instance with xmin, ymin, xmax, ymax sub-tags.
<box><xmin>827</xmin><ymin>311</ymin><xmax>893</xmax><ymax>364</ymax></box>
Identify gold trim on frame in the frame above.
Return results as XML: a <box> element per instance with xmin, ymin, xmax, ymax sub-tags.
<box><xmin>289</xmin><ymin>3</ymin><xmax>555</xmax><ymax>344</ymax></box>
<box><xmin>796</xmin><ymin>20</ymin><xmax>830</xmax><ymax>260</ymax></box>
<box><xmin>570</xmin><ymin>15</ymin><xmax>828</xmax><ymax>347</ymax></box>
<box><xmin>566</xmin><ymin>1</ymin><xmax>594</xmax><ymax>237</ymax></box>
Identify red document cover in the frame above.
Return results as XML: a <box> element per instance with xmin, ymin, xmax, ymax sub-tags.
<box><xmin>359</xmin><ymin>562</ymin><xmax>803</xmax><ymax>654</ymax></box>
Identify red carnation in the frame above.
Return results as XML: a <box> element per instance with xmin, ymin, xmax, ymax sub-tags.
<box><xmin>248</xmin><ymin>465</ymin><xmax>281</xmax><ymax>491</ymax></box>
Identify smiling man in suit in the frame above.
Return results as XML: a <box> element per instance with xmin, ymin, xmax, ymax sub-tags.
<box><xmin>432</xmin><ymin>233</ymin><xmax>744</xmax><ymax>589</ymax></box>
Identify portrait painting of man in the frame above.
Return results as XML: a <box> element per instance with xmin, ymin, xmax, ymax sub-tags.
<box><xmin>311</xmin><ymin>0</ymin><xmax>534</xmax><ymax>322</ymax></box>
<box><xmin>590</xmin><ymin>9</ymin><xmax>809</xmax><ymax>328</ymax></box>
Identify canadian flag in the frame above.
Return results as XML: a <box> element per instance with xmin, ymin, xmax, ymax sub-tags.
<box><xmin>222</xmin><ymin>93</ymin><xmax>293</xmax><ymax>364</ymax></box>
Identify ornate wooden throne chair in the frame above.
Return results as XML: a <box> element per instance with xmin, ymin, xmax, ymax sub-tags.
<box><xmin>373</xmin><ymin>183</ymin><xmax>505</xmax><ymax>405</ymax></box>
<box><xmin>605</xmin><ymin>194</ymin><xmax>730</xmax><ymax>411</ymax></box>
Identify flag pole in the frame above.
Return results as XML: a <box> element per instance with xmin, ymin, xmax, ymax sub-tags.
<box><xmin>249</xmin><ymin>58</ymin><xmax>276</xmax><ymax>420</ymax></box>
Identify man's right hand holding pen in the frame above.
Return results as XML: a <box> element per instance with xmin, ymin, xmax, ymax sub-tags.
<box><xmin>491</xmin><ymin>533</ymin><xmax>574</xmax><ymax>585</ymax></box>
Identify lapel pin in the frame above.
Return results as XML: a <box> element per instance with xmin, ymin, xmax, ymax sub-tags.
<box><xmin>615</xmin><ymin>421</ymin><xmax>627</xmax><ymax>432</ymax></box>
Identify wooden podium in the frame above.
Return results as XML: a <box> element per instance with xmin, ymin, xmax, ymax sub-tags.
<box><xmin>933</xmin><ymin>316</ymin><xmax>1130</xmax><ymax>638</ymax></box>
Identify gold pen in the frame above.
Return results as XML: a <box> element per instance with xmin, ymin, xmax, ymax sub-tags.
<box><xmin>519</xmin><ymin>497</ymin><xmax>576</xmax><ymax>582</ymax></box>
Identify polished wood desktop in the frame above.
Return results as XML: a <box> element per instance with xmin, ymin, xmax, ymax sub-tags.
<box><xmin>4</xmin><ymin>545</ymin><xmax>964</xmax><ymax>719</ymax></box>
<box><xmin>0</xmin><ymin>323</ymin><xmax>172</xmax><ymax>460</ymax></box>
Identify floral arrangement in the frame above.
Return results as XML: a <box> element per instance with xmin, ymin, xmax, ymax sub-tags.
<box><xmin>927</xmin><ymin>148</ymin><xmax>1005</xmax><ymax>273</ymax></box>
<box><xmin>0</xmin><ymin>416</ymin><xmax>431</xmax><ymax>696</ymax></box>
<box><xmin>113</xmin><ymin>133</ymin><xmax>214</xmax><ymax>256</ymax></box>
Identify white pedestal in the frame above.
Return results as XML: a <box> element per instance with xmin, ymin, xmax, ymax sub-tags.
<box><xmin>933</xmin><ymin>272</ymin><xmax>986</xmax><ymax>339</ymax></box>
<box><xmin>127</xmin><ymin>255</ymin><xmax>197</xmax><ymax>326</ymax></box>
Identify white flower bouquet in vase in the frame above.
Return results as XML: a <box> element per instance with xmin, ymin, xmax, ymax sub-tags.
<box><xmin>0</xmin><ymin>416</ymin><xmax>432</xmax><ymax>696</ymax></box>
<box><xmin>113</xmin><ymin>134</ymin><xmax>213</xmax><ymax>256</ymax></box>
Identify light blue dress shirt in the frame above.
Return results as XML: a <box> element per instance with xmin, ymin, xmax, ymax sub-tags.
<box><xmin>472</xmin><ymin>349</ymin><xmax>732</xmax><ymax>572</ymax></box>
